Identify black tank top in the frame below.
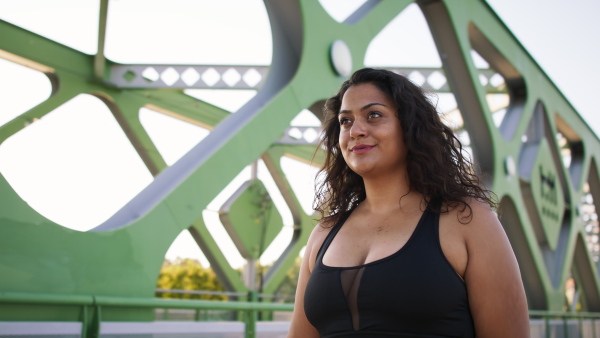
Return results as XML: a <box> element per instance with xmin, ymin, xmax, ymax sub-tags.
<box><xmin>304</xmin><ymin>202</ymin><xmax>475</xmax><ymax>337</ymax></box>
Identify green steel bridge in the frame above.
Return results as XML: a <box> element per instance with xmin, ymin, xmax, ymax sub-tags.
<box><xmin>0</xmin><ymin>0</ymin><xmax>599</xmax><ymax>337</ymax></box>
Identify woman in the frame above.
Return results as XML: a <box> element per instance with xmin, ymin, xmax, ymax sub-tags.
<box><xmin>288</xmin><ymin>68</ymin><xmax>529</xmax><ymax>337</ymax></box>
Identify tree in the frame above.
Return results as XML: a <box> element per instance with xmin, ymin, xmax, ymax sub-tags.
<box><xmin>156</xmin><ymin>258</ymin><xmax>227</xmax><ymax>301</ymax></box>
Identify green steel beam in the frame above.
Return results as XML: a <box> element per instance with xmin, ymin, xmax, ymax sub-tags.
<box><xmin>260</xmin><ymin>146</ymin><xmax>320</xmax><ymax>295</ymax></box>
<box><xmin>0</xmin><ymin>72</ymin><xmax>80</xmax><ymax>144</ymax></box>
<box><xmin>108</xmin><ymin>64</ymin><xmax>507</xmax><ymax>94</ymax></box>
<box><xmin>0</xmin><ymin>20</ymin><xmax>93</xmax><ymax>76</ymax></box>
<box><xmin>189</xmin><ymin>217</ymin><xmax>248</xmax><ymax>294</ymax></box>
<box><xmin>94</xmin><ymin>0</ymin><xmax>109</xmax><ymax>80</ymax></box>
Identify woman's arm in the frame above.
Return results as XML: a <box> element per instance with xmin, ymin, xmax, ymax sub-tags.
<box><xmin>462</xmin><ymin>200</ymin><xmax>529</xmax><ymax>337</ymax></box>
<box><xmin>287</xmin><ymin>225</ymin><xmax>329</xmax><ymax>338</ymax></box>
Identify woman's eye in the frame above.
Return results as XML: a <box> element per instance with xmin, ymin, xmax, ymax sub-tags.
<box><xmin>339</xmin><ymin>118</ymin><xmax>351</xmax><ymax>125</ymax></box>
<box><xmin>367</xmin><ymin>111</ymin><xmax>382</xmax><ymax>119</ymax></box>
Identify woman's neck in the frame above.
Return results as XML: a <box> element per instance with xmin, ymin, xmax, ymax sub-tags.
<box><xmin>360</xmin><ymin>169</ymin><xmax>422</xmax><ymax>214</ymax></box>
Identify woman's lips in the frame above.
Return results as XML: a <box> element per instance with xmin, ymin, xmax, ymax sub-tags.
<box><xmin>351</xmin><ymin>145</ymin><xmax>375</xmax><ymax>154</ymax></box>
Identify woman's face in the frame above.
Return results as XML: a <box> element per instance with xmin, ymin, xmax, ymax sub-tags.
<box><xmin>338</xmin><ymin>83</ymin><xmax>407</xmax><ymax>178</ymax></box>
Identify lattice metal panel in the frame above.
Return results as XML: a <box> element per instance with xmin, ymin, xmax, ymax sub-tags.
<box><xmin>108</xmin><ymin>64</ymin><xmax>506</xmax><ymax>94</ymax></box>
<box><xmin>109</xmin><ymin>65</ymin><xmax>269</xmax><ymax>89</ymax></box>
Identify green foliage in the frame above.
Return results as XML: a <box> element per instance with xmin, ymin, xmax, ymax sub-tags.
<box><xmin>155</xmin><ymin>258</ymin><xmax>227</xmax><ymax>301</ymax></box>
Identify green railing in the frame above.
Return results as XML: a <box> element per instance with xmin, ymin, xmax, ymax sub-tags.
<box><xmin>529</xmin><ymin>310</ymin><xmax>600</xmax><ymax>338</ymax></box>
<box><xmin>5</xmin><ymin>291</ymin><xmax>600</xmax><ymax>338</ymax></box>
<box><xmin>0</xmin><ymin>291</ymin><xmax>294</xmax><ymax>338</ymax></box>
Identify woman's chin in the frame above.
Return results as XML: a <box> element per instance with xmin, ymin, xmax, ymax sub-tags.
<box><xmin>348</xmin><ymin>164</ymin><xmax>376</xmax><ymax>177</ymax></box>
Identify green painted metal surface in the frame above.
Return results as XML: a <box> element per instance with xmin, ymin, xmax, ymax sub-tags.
<box><xmin>220</xmin><ymin>179</ymin><xmax>283</xmax><ymax>260</ymax></box>
<box><xmin>0</xmin><ymin>0</ymin><xmax>599</xmax><ymax>329</ymax></box>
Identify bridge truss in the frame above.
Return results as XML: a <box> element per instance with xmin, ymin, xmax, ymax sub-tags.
<box><xmin>0</xmin><ymin>0</ymin><xmax>599</xmax><ymax>334</ymax></box>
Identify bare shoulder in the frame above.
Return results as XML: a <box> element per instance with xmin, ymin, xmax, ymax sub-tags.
<box><xmin>304</xmin><ymin>221</ymin><xmax>334</xmax><ymax>272</ymax></box>
<box><xmin>438</xmin><ymin>198</ymin><xmax>497</xmax><ymax>280</ymax></box>
<box><xmin>445</xmin><ymin>198</ymin><xmax>511</xmax><ymax>264</ymax></box>
<box><xmin>444</xmin><ymin>198</ymin><xmax>501</xmax><ymax>239</ymax></box>
<box><xmin>449</xmin><ymin>198</ymin><xmax>529</xmax><ymax>337</ymax></box>
<box><xmin>288</xmin><ymin>222</ymin><xmax>333</xmax><ymax>338</ymax></box>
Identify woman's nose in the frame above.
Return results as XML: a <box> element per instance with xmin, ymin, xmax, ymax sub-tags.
<box><xmin>349</xmin><ymin>120</ymin><xmax>367</xmax><ymax>138</ymax></box>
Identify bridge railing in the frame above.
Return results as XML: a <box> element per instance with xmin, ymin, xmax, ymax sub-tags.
<box><xmin>4</xmin><ymin>291</ymin><xmax>600</xmax><ymax>338</ymax></box>
<box><xmin>0</xmin><ymin>291</ymin><xmax>293</xmax><ymax>338</ymax></box>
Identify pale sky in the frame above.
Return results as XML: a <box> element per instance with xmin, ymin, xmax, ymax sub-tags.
<box><xmin>0</xmin><ymin>0</ymin><xmax>598</xmax><ymax>269</ymax></box>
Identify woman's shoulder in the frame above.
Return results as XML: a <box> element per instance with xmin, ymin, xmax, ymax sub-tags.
<box><xmin>307</xmin><ymin>221</ymin><xmax>335</xmax><ymax>248</ymax></box>
<box><xmin>449</xmin><ymin>198</ymin><xmax>529</xmax><ymax>336</ymax></box>
<box><xmin>442</xmin><ymin>197</ymin><xmax>497</xmax><ymax>223</ymax></box>
<box><xmin>443</xmin><ymin>197</ymin><xmax>507</xmax><ymax>250</ymax></box>
<box><xmin>304</xmin><ymin>221</ymin><xmax>336</xmax><ymax>272</ymax></box>
<box><xmin>441</xmin><ymin>197</ymin><xmax>501</xmax><ymax>240</ymax></box>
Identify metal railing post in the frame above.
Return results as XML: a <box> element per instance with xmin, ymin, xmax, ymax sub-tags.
<box><xmin>245</xmin><ymin>291</ymin><xmax>258</xmax><ymax>338</ymax></box>
<box><xmin>80</xmin><ymin>306</ymin><xmax>88</xmax><ymax>338</ymax></box>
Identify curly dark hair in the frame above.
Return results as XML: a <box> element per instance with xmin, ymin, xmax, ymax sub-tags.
<box><xmin>314</xmin><ymin>68</ymin><xmax>496</xmax><ymax>226</ymax></box>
